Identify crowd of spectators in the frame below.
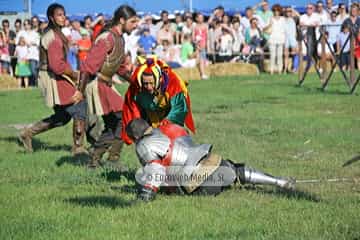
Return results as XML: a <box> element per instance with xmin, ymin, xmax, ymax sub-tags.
<box><xmin>1</xmin><ymin>0</ymin><xmax>360</xmax><ymax>86</ymax></box>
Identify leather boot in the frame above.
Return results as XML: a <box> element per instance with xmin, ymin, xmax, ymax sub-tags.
<box><xmin>86</xmin><ymin>129</ymin><xmax>115</xmax><ymax>169</ymax></box>
<box><xmin>18</xmin><ymin>120</ymin><xmax>52</xmax><ymax>153</ymax></box>
<box><xmin>106</xmin><ymin>138</ymin><xmax>128</xmax><ymax>172</ymax></box>
<box><xmin>72</xmin><ymin>119</ymin><xmax>88</xmax><ymax>156</ymax></box>
<box><xmin>87</xmin><ymin>145</ymin><xmax>108</xmax><ymax>169</ymax></box>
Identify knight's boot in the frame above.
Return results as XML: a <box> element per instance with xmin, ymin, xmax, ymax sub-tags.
<box><xmin>18</xmin><ymin>120</ymin><xmax>52</xmax><ymax>153</ymax></box>
<box><xmin>72</xmin><ymin>119</ymin><xmax>89</xmax><ymax>156</ymax></box>
<box><xmin>106</xmin><ymin>138</ymin><xmax>128</xmax><ymax>172</ymax></box>
<box><xmin>234</xmin><ymin>163</ymin><xmax>295</xmax><ymax>189</ymax></box>
<box><xmin>87</xmin><ymin>145</ymin><xmax>108</xmax><ymax>169</ymax></box>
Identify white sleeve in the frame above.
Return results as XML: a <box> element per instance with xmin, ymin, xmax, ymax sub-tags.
<box><xmin>31</xmin><ymin>32</ymin><xmax>40</xmax><ymax>46</ymax></box>
<box><xmin>300</xmin><ymin>15</ymin><xmax>305</xmax><ymax>25</ymax></box>
<box><xmin>15</xmin><ymin>31</ymin><xmax>24</xmax><ymax>45</ymax></box>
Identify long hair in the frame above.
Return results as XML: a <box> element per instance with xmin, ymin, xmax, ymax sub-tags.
<box><xmin>46</xmin><ymin>3</ymin><xmax>64</xmax><ymax>30</ymax></box>
<box><xmin>100</xmin><ymin>5</ymin><xmax>137</xmax><ymax>34</ymax></box>
<box><xmin>45</xmin><ymin>3</ymin><xmax>68</xmax><ymax>48</ymax></box>
<box><xmin>111</xmin><ymin>5</ymin><xmax>137</xmax><ymax>27</ymax></box>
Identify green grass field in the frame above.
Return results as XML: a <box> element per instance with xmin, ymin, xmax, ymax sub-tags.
<box><xmin>0</xmin><ymin>73</ymin><xmax>359</xmax><ymax>240</ymax></box>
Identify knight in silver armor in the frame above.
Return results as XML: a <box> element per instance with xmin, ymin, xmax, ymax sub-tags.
<box><xmin>126</xmin><ymin>118</ymin><xmax>296</xmax><ymax>202</ymax></box>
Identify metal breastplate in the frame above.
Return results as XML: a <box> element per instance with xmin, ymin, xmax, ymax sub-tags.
<box><xmin>170</xmin><ymin>136</ymin><xmax>193</xmax><ymax>165</ymax></box>
<box><xmin>97</xmin><ymin>31</ymin><xmax>125</xmax><ymax>81</ymax></box>
<box><xmin>136</xmin><ymin>129</ymin><xmax>212</xmax><ymax>170</ymax></box>
<box><xmin>170</xmin><ymin>136</ymin><xmax>213</xmax><ymax>182</ymax></box>
<box><xmin>135</xmin><ymin>129</ymin><xmax>170</xmax><ymax>165</ymax></box>
<box><xmin>171</xmin><ymin>136</ymin><xmax>212</xmax><ymax>166</ymax></box>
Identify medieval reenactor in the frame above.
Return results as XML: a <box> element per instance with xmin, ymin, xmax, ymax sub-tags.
<box><xmin>126</xmin><ymin>118</ymin><xmax>295</xmax><ymax>202</ymax></box>
<box><xmin>122</xmin><ymin>56</ymin><xmax>196</xmax><ymax>145</ymax></box>
<box><xmin>19</xmin><ymin>3</ymin><xmax>87</xmax><ymax>155</ymax></box>
<box><xmin>78</xmin><ymin>5</ymin><xmax>138</xmax><ymax>169</ymax></box>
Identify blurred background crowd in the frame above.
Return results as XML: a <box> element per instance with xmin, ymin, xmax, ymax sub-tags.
<box><xmin>1</xmin><ymin>0</ymin><xmax>359</xmax><ymax>87</ymax></box>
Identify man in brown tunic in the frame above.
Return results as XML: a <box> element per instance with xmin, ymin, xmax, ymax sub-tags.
<box><xmin>78</xmin><ymin>5</ymin><xmax>138</xmax><ymax>170</ymax></box>
<box><xmin>19</xmin><ymin>3</ymin><xmax>87</xmax><ymax>156</ymax></box>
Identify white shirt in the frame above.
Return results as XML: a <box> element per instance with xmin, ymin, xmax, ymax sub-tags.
<box><xmin>284</xmin><ymin>17</ymin><xmax>297</xmax><ymax>41</ymax></box>
<box><xmin>15</xmin><ymin>45</ymin><xmax>29</xmax><ymax>60</ymax></box>
<box><xmin>337</xmin><ymin>31</ymin><xmax>350</xmax><ymax>52</ymax></box>
<box><xmin>336</xmin><ymin>14</ymin><xmax>349</xmax><ymax>23</ymax></box>
<box><xmin>268</xmin><ymin>16</ymin><xmax>286</xmax><ymax>44</ymax></box>
<box><xmin>15</xmin><ymin>30</ymin><xmax>27</xmax><ymax>45</ymax></box>
<box><xmin>149</xmin><ymin>24</ymin><xmax>158</xmax><ymax>38</ymax></box>
<box><xmin>300</xmin><ymin>13</ymin><xmax>321</xmax><ymax>38</ymax></box>
<box><xmin>123</xmin><ymin>31</ymin><xmax>140</xmax><ymax>63</ymax></box>
<box><xmin>317</xmin><ymin>10</ymin><xmax>330</xmax><ymax>25</ymax></box>
<box><xmin>325</xmin><ymin>19</ymin><xmax>341</xmax><ymax>45</ymax></box>
<box><xmin>241</xmin><ymin>15</ymin><xmax>265</xmax><ymax>29</ymax></box>
<box><xmin>232</xmin><ymin>27</ymin><xmax>245</xmax><ymax>53</ymax></box>
<box><xmin>27</xmin><ymin>31</ymin><xmax>40</xmax><ymax>61</ymax></box>
<box><xmin>16</xmin><ymin>30</ymin><xmax>40</xmax><ymax>61</ymax></box>
<box><xmin>182</xmin><ymin>24</ymin><xmax>194</xmax><ymax>36</ymax></box>
<box><xmin>71</xmin><ymin>29</ymin><xmax>81</xmax><ymax>42</ymax></box>
<box><xmin>300</xmin><ymin>13</ymin><xmax>321</xmax><ymax>27</ymax></box>
<box><xmin>218</xmin><ymin>33</ymin><xmax>233</xmax><ymax>56</ymax></box>
<box><xmin>61</xmin><ymin>27</ymin><xmax>71</xmax><ymax>37</ymax></box>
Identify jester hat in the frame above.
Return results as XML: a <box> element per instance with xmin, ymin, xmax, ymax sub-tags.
<box><xmin>136</xmin><ymin>56</ymin><xmax>170</xmax><ymax>93</ymax></box>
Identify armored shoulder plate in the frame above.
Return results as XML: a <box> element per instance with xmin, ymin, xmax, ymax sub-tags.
<box><xmin>135</xmin><ymin>129</ymin><xmax>170</xmax><ymax>165</ymax></box>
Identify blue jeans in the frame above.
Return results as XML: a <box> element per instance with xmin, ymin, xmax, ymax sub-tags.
<box><xmin>0</xmin><ymin>60</ymin><xmax>10</xmax><ymax>70</ymax></box>
<box><xmin>29</xmin><ymin>59</ymin><xmax>39</xmax><ymax>86</ymax></box>
<box><xmin>68</xmin><ymin>48</ymin><xmax>78</xmax><ymax>70</ymax></box>
<box><xmin>167</xmin><ymin>61</ymin><xmax>182</xmax><ymax>69</ymax></box>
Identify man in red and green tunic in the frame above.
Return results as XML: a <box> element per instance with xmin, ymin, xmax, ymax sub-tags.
<box><xmin>122</xmin><ymin>56</ymin><xmax>196</xmax><ymax>145</ymax></box>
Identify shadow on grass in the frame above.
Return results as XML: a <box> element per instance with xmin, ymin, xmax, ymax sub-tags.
<box><xmin>110</xmin><ymin>185</ymin><xmax>138</xmax><ymax>194</ymax></box>
<box><xmin>65</xmin><ymin>195</ymin><xmax>136</xmax><ymax>209</ymax></box>
<box><xmin>101</xmin><ymin>168</ymin><xmax>137</xmax><ymax>183</ymax></box>
<box><xmin>342</xmin><ymin>154</ymin><xmax>360</xmax><ymax>167</ymax></box>
<box><xmin>291</xmin><ymin>85</ymin><xmax>352</xmax><ymax>96</ymax></box>
<box><xmin>319</xmin><ymin>89</ymin><xmax>354</xmax><ymax>96</ymax></box>
<box><xmin>254</xmin><ymin>187</ymin><xmax>321</xmax><ymax>202</ymax></box>
<box><xmin>56</xmin><ymin>153</ymin><xmax>90</xmax><ymax>167</ymax></box>
<box><xmin>1</xmin><ymin>136</ymin><xmax>72</xmax><ymax>152</ymax></box>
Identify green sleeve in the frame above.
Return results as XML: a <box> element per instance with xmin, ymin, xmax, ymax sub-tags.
<box><xmin>245</xmin><ymin>28</ymin><xmax>251</xmax><ymax>44</ymax></box>
<box><xmin>166</xmin><ymin>93</ymin><xmax>188</xmax><ymax>126</ymax></box>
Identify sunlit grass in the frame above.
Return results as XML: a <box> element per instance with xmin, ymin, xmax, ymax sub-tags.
<box><xmin>0</xmin><ymin>72</ymin><xmax>359</xmax><ymax>239</ymax></box>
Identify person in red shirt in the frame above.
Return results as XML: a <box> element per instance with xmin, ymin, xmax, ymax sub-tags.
<box><xmin>91</xmin><ymin>14</ymin><xmax>105</xmax><ymax>41</ymax></box>
<box><xmin>19</xmin><ymin>3</ymin><xmax>87</xmax><ymax>156</ymax></box>
<box><xmin>77</xmin><ymin>29</ymin><xmax>92</xmax><ymax>62</ymax></box>
<box><xmin>78</xmin><ymin>5</ymin><xmax>138</xmax><ymax>170</ymax></box>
